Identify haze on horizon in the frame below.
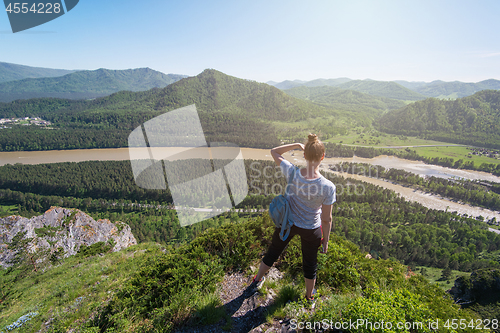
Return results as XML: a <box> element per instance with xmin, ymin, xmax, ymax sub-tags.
<box><xmin>1</xmin><ymin>0</ymin><xmax>499</xmax><ymax>84</ymax></box>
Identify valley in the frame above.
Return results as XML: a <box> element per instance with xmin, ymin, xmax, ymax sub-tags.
<box><xmin>1</xmin><ymin>63</ymin><xmax>500</xmax><ymax>332</ymax></box>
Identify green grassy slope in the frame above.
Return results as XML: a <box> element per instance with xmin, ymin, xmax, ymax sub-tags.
<box><xmin>0</xmin><ymin>215</ymin><xmax>482</xmax><ymax>332</ymax></box>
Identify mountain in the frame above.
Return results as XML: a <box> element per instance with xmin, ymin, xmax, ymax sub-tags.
<box><xmin>273</xmin><ymin>77</ymin><xmax>500</xmax><ymax>100</ymax></box>
<box><xmin>0</xmin><ymin>61</ymin><xmax>75</xmax><ymax>84</ymax></box>
<box><xmin>302</xmin><ymin>77</ymin><xmax>352</xmax><ymax>87</ymax></box>
<box><xmin>411</xmin><ymin>79</ymin><xmax>500</xmax><ymax>99</ymax></box>
<box><xmin>284</xmin><ymin>85</ymin><xmax>406</xmax><ymax>113</ymax></box>
<box><xmin>271</xmin><ymin>78</ymin><xmax>425</xmax><ymax>101</ymax></box>
<box><xmin>268</xmin><ymin>79</ymin><xmax>307</xmax><ymax>90</ymax></box>
<box><xmin>394</xmin><ymin>80</ymin><xmax>428</xmax><ymax>90</ymax></box>
<box><xmin>377</xmin><ymin>90</ymin><xmax>500</xmax><ymax>149</ymax></box>
<box><xmin>395</xmin><ymin>79</ymin><xmax>500</xmax><ymax>99</ymax></box>
<box><xmin>0</xmin><ymin>68</ymin><xmax>187</xmax><ymax>102</ymax></box>
<box><xmin>0</xmin><ymin>207</ymin><xmax>136</xmax><ymax>268</ymax></box>
<box><xmin>335</xmin><ymin>80</ymin><xmax>427</xmax><ymax>101</ymax></box>
<box><xmin>268</xmin><ymin>77</ymin><xmax>351</xmax><ymax>90</ymax></box>
<box><xmin>0</xmin><ymin>69</ymin><xmax>339</xmax><ymax>150</ymax></box>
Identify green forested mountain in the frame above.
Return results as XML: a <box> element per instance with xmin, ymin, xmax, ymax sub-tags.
<box><xmin>409</xmin><ymin>79</ymin><xmax>500</xmax><ymax>99</ymax></box>
<box><xmin>269</xmin><ymin>77</ymin><xmax>352</xmax><ymax>90</ymax></box>
<box><xmin>0</xmin><ymin>68</ymin><xmax>187</xmax><ymax>102</ymax></box>
<box><xmin>393</xmin><ymin>80</ymin><xmax>428</xmax><ymax>90</ymax></box>
<box><xmin>0</xmin><ymin>69</ymin><xmax>339</xmax><ymax>150</ymax></box>
<box><xmin>0</xmin><ymin>61</ymin><xmax>75</xmax><ymax>84</ymax></box>
<box><xmin>336</xmin><ymin>80</ymin><xmax>427</xmax><ymax>101</ymax></box>
<box><xmin>271</xmin><ymin>78</ymin><xmax>426</xmax><ymax>101</ymax></box>
<box><xmin>273</xmin><ymin>77</ymin><xmax>500</xmax><ymax>100</ymax></box>
<box><xmin>268</xmin><ymin>79</ymin><xmax>307</xmax><ymax>90</ymax></box>
<box><xmin>284</xmin><ymin>85</ymin><xmax>406</xmax><ymax>114</ymax></box>
<box><xmin>378</xmin><ymin>90</ymin><xmax>500</xmax><ymax>149</ymax></box>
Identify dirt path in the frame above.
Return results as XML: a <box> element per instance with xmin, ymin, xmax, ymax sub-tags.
<box><xmin>175</xmin><ymin>268</ymin><xmax>292</xmax><ymax>333</ymax></box>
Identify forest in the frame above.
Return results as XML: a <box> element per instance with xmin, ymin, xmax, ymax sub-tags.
<box><xmin>2</xmin><ymin>158</ymin><xmax>500</xmax><ymax>331</ymax></box>
<box><xmin>1</xmin><ymin>159</ymin><xmax>499</xmax><ymax>273</ymax></box>
<box><xmin>377</xmin><ymin>90</ymin><xmax>500</xmax><ymax>149</ymax></box>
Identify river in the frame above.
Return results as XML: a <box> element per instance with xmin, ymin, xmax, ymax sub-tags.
<box><xmin>0</xmin><ymin>147</ymin><xmax>499</xmax><ymax>221</ymax></box>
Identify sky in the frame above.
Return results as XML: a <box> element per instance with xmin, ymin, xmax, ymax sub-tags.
<box><xmin>1</xmin><ymin>0</ymin><xmax>500</xmax><ymax>83</ymax></box>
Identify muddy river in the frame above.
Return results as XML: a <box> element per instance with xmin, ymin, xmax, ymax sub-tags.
<box><xmin>0</xmin><ymin>148</ymin><xmax>499</xmax><ymax>221</ymax></box>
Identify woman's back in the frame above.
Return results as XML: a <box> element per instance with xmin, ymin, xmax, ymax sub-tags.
<box><xmin>281</xmin><ymin>160</ymin><xmax>335</xmax><ymax>230</ymax></box>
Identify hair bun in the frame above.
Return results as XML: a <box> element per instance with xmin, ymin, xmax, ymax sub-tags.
<box><xmin>308</xmin><ymin>134</ymin><xmax>318</xmax><ymax>143</ymax></box>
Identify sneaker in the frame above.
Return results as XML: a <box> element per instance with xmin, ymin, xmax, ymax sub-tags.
<box><xmin>253</xmin><ymin>275</ymin><xmax>265</xmax><ymax>289</ymax></box>
<box><xmin>245</xmin><ymin>275</ymin><xmax>265</xmax><ymax>296</ymax></box>
<box><xmin>305</xmin><ymin>289</ymin><xmax>317</xmax><ymax>309</ymax></box>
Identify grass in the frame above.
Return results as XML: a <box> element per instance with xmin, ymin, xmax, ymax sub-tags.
<box><xmin>325</xmin><ymin>130</ymin><xmax>457</xmax><ymax>147</ymax></box>
<box><xmin>264</xmin><ymin>283</ymin><xmax>302</xmax><ymax>322</ymax></box>
<box><xmin>0</xmin><ymin>205</ymin><xmax>18</xmax><ymax>217</ymax></box>
<box><xmin>323</xmin><ymin>129</ymin><xmax>500</xmax><ymax>169</ymax></box>
<box><xmin>271</xmin><ymin>115</ymin><xmax>356</xmax><ymax>140</ymax></box>
<box><xmin>0</xmin><ymin>242</ymin><xmax>160</xmax><ymax>331</ymax></box>
<box><xmin>415</xmin><ymin>266</ymin><xmax>471</xmax><ymax>291</ymax></box>
<box><xmin>192</xmin><ymin>293</ymin><xmax>227</xmax><ymax>325</ymax></box>
<box><xmin>412</xmin><ymin>146</ymin><xmax>500</xmax><ymax>166</ymax></box>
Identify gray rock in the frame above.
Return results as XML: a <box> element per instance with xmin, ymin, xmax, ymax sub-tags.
<box><xmin>0</xmin><ymin>207</ymin><xmax>137</xmax><ymax>267</ymax></box>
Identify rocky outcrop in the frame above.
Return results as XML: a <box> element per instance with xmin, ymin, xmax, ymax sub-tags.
<box><xmin>0</xmin><ymin>207</ymin><xmax>137</xmax><ymax>267</ymax></box>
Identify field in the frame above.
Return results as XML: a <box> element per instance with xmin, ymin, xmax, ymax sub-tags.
<box><xmin>415</xmin><ymin>266</ymin><xmax>471</xmax><ymax>291</ymax></box>
<box><xmin>325</xmin><ymin>129</ymin><xmax>455</xmax><ymax>147</ymax></box>
<box><xmin>322</xmin><ymin>129</ymin><xmax>500</xmax><ymax>168</ymax></box>
<box><xmin>412</xmin><ymin>146</ymin><xmax>500</xmax><ymax>166</ymax></box>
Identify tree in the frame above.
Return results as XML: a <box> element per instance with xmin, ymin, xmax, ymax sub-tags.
<box><xmin>441</xmin><ymin>266</ymin><xmax>452</xmax><ymax>281</ymax></box>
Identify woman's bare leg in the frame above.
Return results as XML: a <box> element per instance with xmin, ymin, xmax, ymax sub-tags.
<box><xmin>255</xmin><ymin>261</ymin><xmax>271</xmax><ymax>281</ymax></box>
<box><xmin>305</xmin><ymin>277</ymin><xmax>316</xmax><ymax>299</ymax></box>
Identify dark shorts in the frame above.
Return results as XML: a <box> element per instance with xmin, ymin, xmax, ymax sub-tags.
<box><xmin>262</xmin><ymin>224</ymin><xmax>322</xmax><ymax>280</ymax></box>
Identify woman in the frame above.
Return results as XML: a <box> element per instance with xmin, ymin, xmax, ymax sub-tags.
<box><xmin>252</xmin><ymin>134</ymin><xmax>336</xmax><ymax>301</ymax></box>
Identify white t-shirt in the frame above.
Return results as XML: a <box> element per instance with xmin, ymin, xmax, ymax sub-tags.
<box><xmin>281</xmin><ymin>160</ymin><xmax>336</xmax><ymax>230</ymax></box>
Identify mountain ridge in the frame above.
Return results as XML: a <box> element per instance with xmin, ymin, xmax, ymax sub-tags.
<box><xmin>0</xmin><ymin>69</ymin><xmax>340</xmax><ymax>150</ymax></box>
<box><xmin>284</xmin><ymin>85</ymin><xmax>406</xmax><ymax>115</ymax></box>
<box><xmin>0</xmin><ymin>67</ymin><xmax>187</xmax><ymax>102</ymax></box>
<box><xmin>271</xmin><ymin>77</ymin><xmax>500</xmax><ymax>100</ymax></box>
<box><xmin>0</xmin><ymin>61</ymin><xmax>76</xmax><ymax>84</ymax></box>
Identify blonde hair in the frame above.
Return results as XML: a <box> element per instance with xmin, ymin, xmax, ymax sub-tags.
<box><xmin>304</xmin><ymin>134</ymin><xmax>325</xmax><ymax>162</ymax></box>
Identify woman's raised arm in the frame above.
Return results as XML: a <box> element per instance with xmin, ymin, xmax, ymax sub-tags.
<box><xmin>270</xmin><ymin>143</ymin><xmax>304</xmax><ymax>166</ymax></box>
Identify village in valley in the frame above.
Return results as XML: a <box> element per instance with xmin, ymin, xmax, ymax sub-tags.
<box><xmin>469</xmin><ymin>147</ymin><xmax>500</xmax><ymax>160</ymax></box>
<box><xmin>0</xmin><ymin>117</ymin><xmax>52</xmax><ymax>129</ymax></box>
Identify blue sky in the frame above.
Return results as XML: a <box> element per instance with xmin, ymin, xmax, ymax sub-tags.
<box><xmin>1</xmin><ymin>0</ymin><xmax>500</xmax><ymax>83</ymax></box>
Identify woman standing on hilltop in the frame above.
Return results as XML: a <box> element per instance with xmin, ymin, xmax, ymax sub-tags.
<box><xmin>252</xmin><ymin>134</ymin><xmax>336</xmax><ymax>302</ymax></box>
